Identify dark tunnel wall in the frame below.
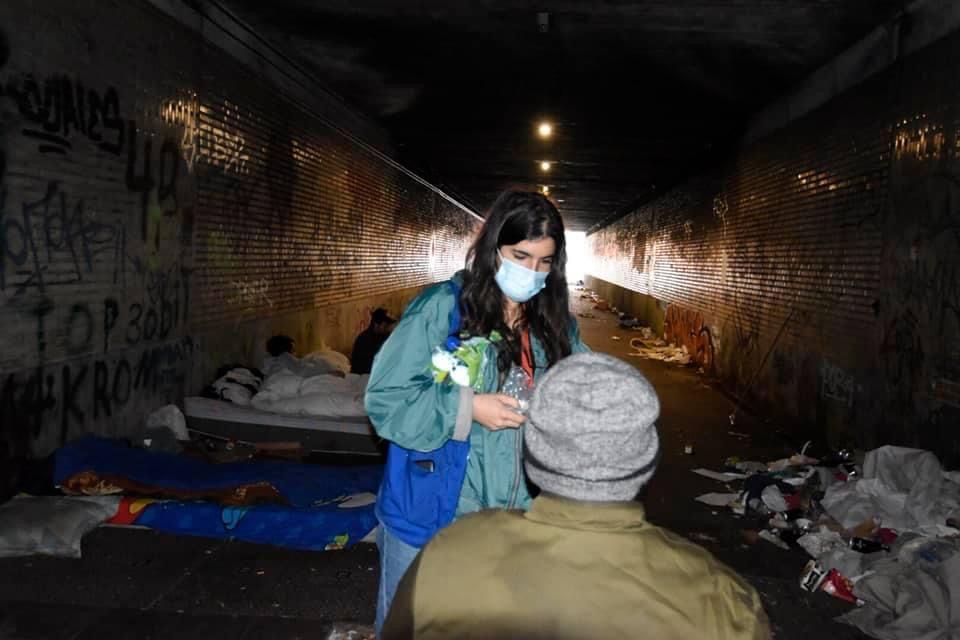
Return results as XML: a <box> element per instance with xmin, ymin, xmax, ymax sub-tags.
<box><xmin>0</xmin><ymin>0</ymin><xmax>478</xmax><ymax>462</ymax></box>
<box><xmin>587</xmin><ymin>30</ymin><xmax>960</xmax><ymax>463</ymax></box>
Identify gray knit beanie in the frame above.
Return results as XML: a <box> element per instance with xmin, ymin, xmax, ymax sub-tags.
<box><xmin>525</xmin><ymin>352</ymin><xmax>661</xmax><ymax>501</ymax></box>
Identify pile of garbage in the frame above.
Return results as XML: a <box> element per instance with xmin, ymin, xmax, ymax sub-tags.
<box><xmin>626</xmin><ymin>335</ymin><xmax>691</xmax><ymax>364</ymax></box>
<box><xmin>694</xmin><ymin>445</ymin><xmax>960</xmax><ymax>638</ymax></box>
<box><xmin>574</xmin><ymin>287</ymin><xmax>692</xmax><ymax>366</ymax></box>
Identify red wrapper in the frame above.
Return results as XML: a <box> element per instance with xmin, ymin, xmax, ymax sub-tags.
<box><xmin>878</xmin><ymin>528</ymin><xmax>899</xmax><ymax>546</ymax></box>
<box><xmin>820</xmin><ymin>569</ymin><xmax>858</xmax><ymax>604</ymax></box>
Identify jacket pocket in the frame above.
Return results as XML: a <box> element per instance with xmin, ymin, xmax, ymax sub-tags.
<box><xmin>401</xmin><ymin>451</ymin><xmax>443</xmax><ymax>526</ymax></box>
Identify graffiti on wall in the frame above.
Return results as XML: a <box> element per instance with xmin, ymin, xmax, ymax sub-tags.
<box><xmin>1</xmin><ymin>336</ymin><xmax>195</xmax><ymax>447</ymax></box>
<box><xmin>0</xmin><ymin>73</ymin><xmax>125</xmax><ymax>155</ymax></box>
<box><xmin>0</xmin><ymin>30</ymin><xmax>197</xmax><ymax>455</ymax></box>
<box><xmin>820</xmin><ymin>359</ymin><xmax>856</xmax><ymax>407</ymax></box>
<box><xmin>160</xmin><ymin>95</ymin><xmax>250</xmax><ymax>175</ymax></box>
<box><xmin>881</xmin><ymin>151</ymin><xmax>960</xmax><ymax>422</ymax></box>
<box><xmin>663</xmin><ymin>304</ymin><xmax>714</xmax><ymax>370</ymax></box>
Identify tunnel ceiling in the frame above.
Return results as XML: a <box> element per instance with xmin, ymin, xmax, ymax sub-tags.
<box><xmin>219</xmin><ymin>0</ymin><xmax>904</xmax><ymax>230</ymax></box>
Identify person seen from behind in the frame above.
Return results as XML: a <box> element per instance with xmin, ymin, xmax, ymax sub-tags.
<box><xmin>383</xmin><ymin>352</ymin><xmax>771</xmax><ymax>640</ymax></box>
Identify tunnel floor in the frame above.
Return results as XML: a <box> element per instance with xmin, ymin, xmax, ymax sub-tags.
<box><xmin>0</xmin><ymin>291</ymin><xmax>871</xmax><ymax>640</ymax></box>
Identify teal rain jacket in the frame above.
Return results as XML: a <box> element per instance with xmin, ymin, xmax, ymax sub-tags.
<box><xmin>365</xmin><ymin>274</ymin><xmax>589</xmax><ymax>518</ymax></box>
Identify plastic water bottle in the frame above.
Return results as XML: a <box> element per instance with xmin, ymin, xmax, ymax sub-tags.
<box><xmin>502</xmin><ymin>365</ymin><xmax>533</xmax><ymax>415</ymax></box>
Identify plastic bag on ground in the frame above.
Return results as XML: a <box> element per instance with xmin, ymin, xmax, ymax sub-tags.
<box><xmin>822</xmin><ymin>446</ymin><xmax>960</xmax><ymax>535</ymax></box>
<box><xmin>838</xmin><ymin>552</ymin><xmax>960</xmax><ymax>639</ymax></box>
<box><xmin>145</xmin><ymin>404</ymin><xmax>188</xmax><ymax>441</ymax></box>
<box><xmin>797</xmin><ymin>526</ymin><xmax>846</xmax><ymax>558</ymax></box>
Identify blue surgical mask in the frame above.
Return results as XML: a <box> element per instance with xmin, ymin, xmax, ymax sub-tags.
<box><xmin>495</xmin><ymin>251</ymin><xmax>549</xmax><ymax>303</ymax></box>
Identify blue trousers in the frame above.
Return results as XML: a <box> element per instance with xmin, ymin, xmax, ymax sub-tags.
<box><xmin>375</xmin><ymin>525</ymin><xmax>421</xmax><ymax>638</ymax></box>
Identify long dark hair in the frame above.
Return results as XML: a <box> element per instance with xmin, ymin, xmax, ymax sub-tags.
<box><xmin>461</xmin><ymin>189</ymin><xmax>572</xmax><ymax>374</ymax></box>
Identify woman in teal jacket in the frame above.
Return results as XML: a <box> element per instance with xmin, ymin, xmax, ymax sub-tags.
<box><xmin>365</xmin><ymin>189</ymin><xmax>588</xmax><ymax>634</ymax></box>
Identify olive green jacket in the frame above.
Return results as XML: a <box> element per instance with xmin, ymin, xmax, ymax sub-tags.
<box><xmin>365</xmin><ymin>275</ymin><xmax>588</xmax><ymax>516</ymax></box>
<box><xmin>384</xmin><ymin>494</ymin><xmax>771</xmax><ymax>640</ymax></box>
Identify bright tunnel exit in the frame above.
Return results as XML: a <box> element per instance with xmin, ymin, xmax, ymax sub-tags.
<box><xmin>565</xmin><ymin>231</ymin><xmax>587</xmax><ymax>284</ymax></box>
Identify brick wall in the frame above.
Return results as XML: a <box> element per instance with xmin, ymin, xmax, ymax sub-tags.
<box><xmin>0</xmin><ymin>0</ymin><xmax>478</xmax><ymax>463</ymax></box>
<box><xmin>587</xmin><ymin>31</ymin><xmax>960</xmax><ymax>463</ymax></box>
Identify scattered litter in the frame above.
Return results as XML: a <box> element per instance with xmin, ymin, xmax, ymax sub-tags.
<box><xmin>577</xmin><ymin>312</ymin><xmax>596</xmax><ymax>319</ymax></box>
<box><xmin>626</xmin><ymin>337</ymin><xmax>691</xmax><ymax>364</ymax></box>
<box><xmin>821</xmin><ymin>446</ymin><xmax>960</xmax><ymax>535</ymax></box>
<box><xmin>767</xmin><ymin>454</ymin><xmax>820</xmax><ymax>471</ymax></box>
<box><xmin>819</xmin><ymin>569</ymin><xmax>860</xmax><ymax>604</ymax></box>
<box><xmin>800</xmin><ymin>560</ymin><xmax>828</xmax><ymax>591</ymax></box>
<box><xmin>838</xmin><ymin>549</ymin><xmax>960</xmax><ymax>637</ymax></box>
<box><xmin>688</xmin><ymin>532</ymin><xmax>720</xmax><ymax>544</ymax></box>
<box><xmin>758</xmin><ymin>529</ymin><xmax>790</xmax><ymax>550</ymax></box>
<box><xmin>695</xmin><ymin>492</ymin><xmax>739</xmax><ymax>507</ymax></box>
<box><xmin>611</xmin><ymin>335</ymin><xmax>621</xmax><ymax>341</ymax></box>
<box><xmin>326</xmin><ymin>625</ymin><xmax>376</xmax><ymax>640</ymax></box>
<box><xmin>797</xmin><ymin>527</ymin><xmax>846</xmax><ymax>558</ymax></box>
<box><xmin>735</xmin><ymin>461</ymin><xmax>768</xmax><ymax>475</ymax></box>
<box><xmin>692</xmin><ymin>436</ymin><xmax>960</xmax><ymax>635</ymax></box>
<box><xmin>692</xmin><ymin>468</ymin><xmax>748</xmax><ymax>482</ymax></box>
<box><xmin>761</xmin><ymin>485</ymin><xmax>790</xmax><ymax>513</ymax></box>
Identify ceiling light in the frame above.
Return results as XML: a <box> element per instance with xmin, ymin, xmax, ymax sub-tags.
<box><xmin>540</xmin><ymin>161</ymin><xmax>551</xmax><ymax>172</ymax></box>
<box><xmin>537</xmin><ymin>122</ymin><xmax>552</xmax><ymax>138</ymax></box>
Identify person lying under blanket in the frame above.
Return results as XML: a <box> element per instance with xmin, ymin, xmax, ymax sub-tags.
<box><xmin>264</xmin><ymin>334</ymin><xmax>350</xmax><ymax>378</ymax></box>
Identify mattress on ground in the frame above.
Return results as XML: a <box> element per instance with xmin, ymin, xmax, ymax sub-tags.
<box><xmin>56</xmin><ymin>436</ymin><xmax>383</xmax><ymax>551</ymax></box>
<box><xmin>106</xmin><ymin>495</ymin><xmax>378</xmax><ymax>551</ymax></box>
<box><xmin>184</xmin><ymin>397</ymin><xmax>382</xmax><ymax>456</ymax></box>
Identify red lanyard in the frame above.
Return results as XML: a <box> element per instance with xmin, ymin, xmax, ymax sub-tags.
<box><xmin>520</xmin><ymin>328</ymin><xmax>534</xmax><ymax>383</ymax></box>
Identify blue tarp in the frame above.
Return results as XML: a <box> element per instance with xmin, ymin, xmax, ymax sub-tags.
<box><xmin>55</xmin><ymin>436</ymin><xmax>383</xmax><ymax>551</ymax></box>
